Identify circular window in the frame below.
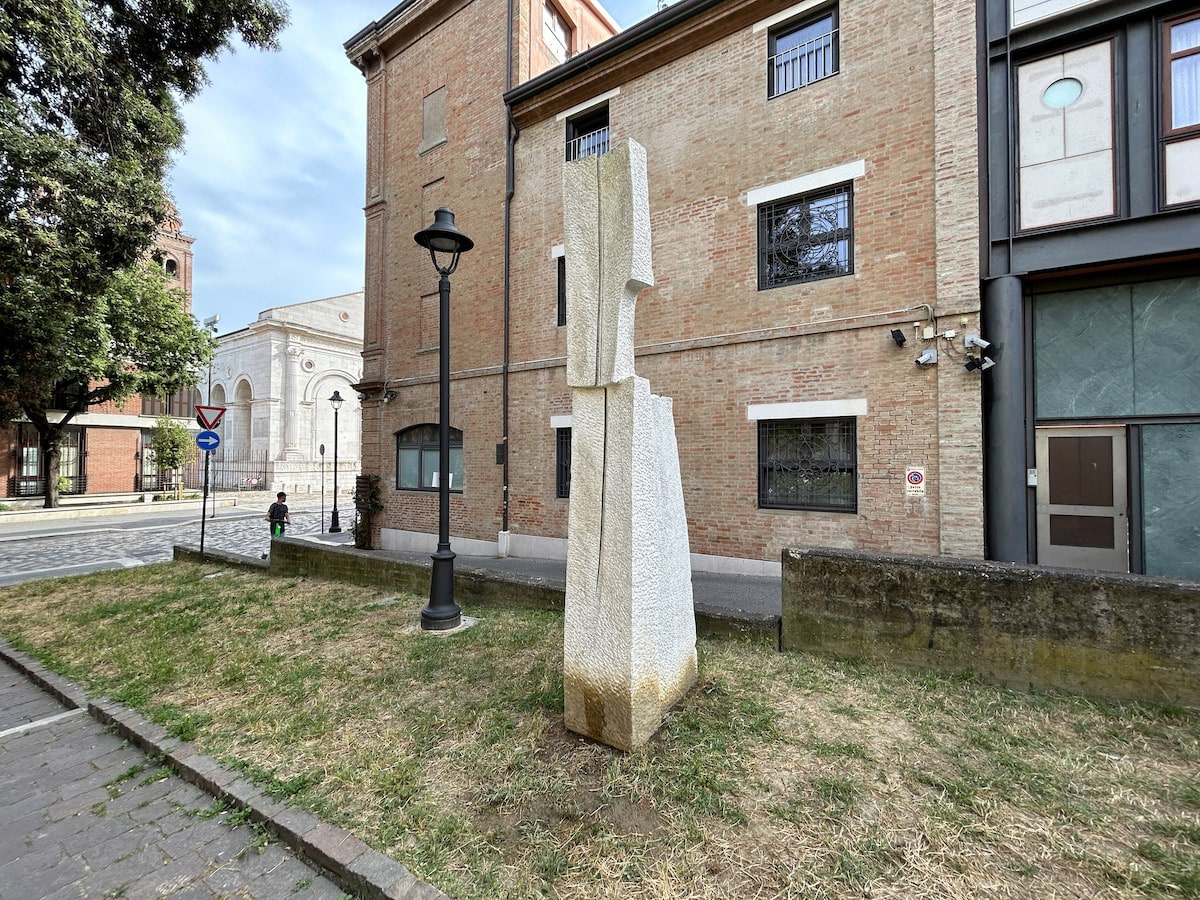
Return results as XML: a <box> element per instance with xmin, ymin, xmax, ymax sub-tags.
<box><xmin>1042</xmin><ymin>77</ymin><xmax>1083</xmax><ymax>109</ymax></box>
<box><xmin>302</xmin><ymin>359</ymin><xmax>315</xmax><ymax>371</ymax></box>
<box><xmin>339</xmin><ymin>311</ymin><xmax>350</xmax><ymax>322</ymax></box>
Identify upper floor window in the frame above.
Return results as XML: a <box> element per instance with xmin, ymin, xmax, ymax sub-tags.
<box><xmin>758</xmin><ymin>417</ymin><xmax>856</xmax><ymax>512</ymax></box>
<box><xmin>758</xmin><ymin>183</ymin><xmax>852</xmax><ymax>289</ymax></box>
<box><xmin>566</xmin><ymin>105</ymin><xmax>609</xmax><ymax>161</ymax></box>
<box><xmin>543</xmin><ymin>2</ymin><xmax>572</xmax><ymax>65</ymax></box>
<box><xmin>397</xmin><ymin>424</ymin><xmax>464</xmax><ymax>492</ymax></box>
<box><xmin>164</xmin><ymin>257</ymin><xmax>179</xmax><ymax>278</ymax></box>
<box><xmin>142</xmin><ymin>387</ymin><xmax>201</xmax><ymax>419</ymax></box>
<box><xmin>1165</xmin><ymin>13</ymin><xmax>1200</xmax><ymax>135</ymax></box>
<box><xmin>768</xmin><ymin>7</ymin><xmax>839</xmax><ymax>98</ymax></box>
<box><xmin>1162</xmin><ymin>13</ymin><xmax>1200</xmax><ymax>207</ymax></box>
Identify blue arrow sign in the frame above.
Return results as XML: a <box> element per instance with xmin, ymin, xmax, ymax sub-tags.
<box><xmin>196</xmin><ymin>430</ymin><xmax>221</xmax><ymax>451</ymax></box>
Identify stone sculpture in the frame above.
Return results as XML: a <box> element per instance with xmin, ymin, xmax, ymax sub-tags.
<box><xmin>562</xmin><ymin>139</ymin><xmax>698</xmax><ymax>751</ymax></box>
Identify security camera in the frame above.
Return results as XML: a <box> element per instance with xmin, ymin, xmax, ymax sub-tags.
<box><xmin>890</xmin><ymin>328</ymin><xmax>907</xmax><ymax>347</ymax></box>
<box><xmin>915</xmin><ymin>349</ymin><xmax>938</xmax><ymax>367</ymax></box>
<box><xmin>965</xmin><ymin>355</ymin><xmax>996</xmax><ymax>372</ymax></box>
<box><xmin>964</xmin><ymin>333</ymin><xmax>991</xmax><ymax>350</ymax></box>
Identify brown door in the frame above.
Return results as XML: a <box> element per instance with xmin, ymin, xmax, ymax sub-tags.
<box><xmin>1035</xmin><ymin>427</ymin><xmax>1129</xmax><ymax>572</ymax></box>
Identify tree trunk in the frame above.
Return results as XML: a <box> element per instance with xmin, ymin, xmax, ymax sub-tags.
<box><xmin>42</xmin><ymin>438</ymin><xmax>61</xmax><ymax>509</ymax></box>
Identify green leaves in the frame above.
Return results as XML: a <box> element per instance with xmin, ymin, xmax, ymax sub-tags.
<box><xmin>0</xmin><ymin>0</ymin><xmax>286</xmax><ymax>424</ymax></box>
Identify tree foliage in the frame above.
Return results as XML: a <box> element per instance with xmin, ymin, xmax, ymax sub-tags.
<box><xmin>149</xmin><ymin>415</ymin><xmax>195</xmax><ymax>497</ymax></box>
<box><xmin>0</xmin><ymin>0</ymin><xmax>287</xmax><ymax>503</ymax></box>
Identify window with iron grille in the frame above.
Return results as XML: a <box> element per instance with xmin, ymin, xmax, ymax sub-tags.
<box><xmin>397</xmin><ymin>424</ymin><xmax>465</xmax><ymax>492</ymax></box>
<box><xmin>758</xmin><ymin>417</ymin><xmax>856</xmax><ymax>512</ymax></box>
<box><xmin>555</xmin><ymin>427</ymin><xmax>572</xmax><ymax>498</ymax></box>
<box><xmin>768</xmin><ymin>7</ymin><xmax>839</xmax><ymax>99</ymax></box>
<box><xmin>566</xmin><ymin>105</ymin><xmax>609</xmax><ymax>161</ymax></box>
<box><xmin>758</xmin><ymin>183</ymin><xmax>852</xmax><ymax>289</ymax></box>
<box><xmin>557</xmin><ymin>255</ymin><xmax>567</xmax><ymax>326</ymax></box>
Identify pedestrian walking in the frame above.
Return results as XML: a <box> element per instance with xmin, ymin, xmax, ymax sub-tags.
<box><xmin>266</xmin><ymin>492</ymin><xmax>291</xmax><ymax>539</ymax></box>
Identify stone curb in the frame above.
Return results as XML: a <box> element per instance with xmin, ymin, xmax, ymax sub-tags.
<box><xmin>0</xmin><ymin>639</ymin><xmax>449</xmax><ymax>900</ymax></box>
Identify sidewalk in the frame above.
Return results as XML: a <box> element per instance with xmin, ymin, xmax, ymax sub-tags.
<box><xmin>0</xmin><ymin>645</ymin><xmax>446</xmax><ymax>900</ymax></box>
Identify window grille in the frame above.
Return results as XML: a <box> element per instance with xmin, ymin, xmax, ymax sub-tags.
<box><xmin>758</xmin><ymin>184</ymin><xmax>852</xmax><ymax>289</ymax></box>
<box><xmin>768</xmin><ymin>10</ymin><xmax>838</xmax><ymax>98</ymax></box>
<box><xmin>555</xmin><ymin>427</ymin><xmax>572</xmax><ymax>498</ymax></box>
<box><xmin>758</xmin><ymin>418</ymin><xmax>856</xmax><ymax>512</ymax></box>
<box><xmin>566</xmin><ymin>106</ymin><xmax>610</xmax><ymax>161</ymax></box>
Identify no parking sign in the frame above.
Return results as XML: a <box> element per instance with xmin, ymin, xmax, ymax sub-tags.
<box><xmin>905</xmin><ymin>467</ymin><xmax>926</xmax><ymax>497</ymax></box>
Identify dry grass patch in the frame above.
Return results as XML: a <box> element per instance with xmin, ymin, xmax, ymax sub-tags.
<box><xmin>1</xmin><ymin>563</ymin><xmax>1198</xmax><ymax>899</ymax></box>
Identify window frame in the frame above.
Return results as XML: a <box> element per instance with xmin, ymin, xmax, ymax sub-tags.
<box><xmin>767</xmin><ymin>6</ymin><xmax>840</xmax><ymax>99</ymax></box>
<box><xmin>757</xmin><ymin>416</ymin><xmax>857</xmax><ymax>513</ymax></box>
<box><xmin>565</xmin><ymin>105</ymin><xmax>610</xmax><ymax>162</ymax></box>
<box><xmin>543</xmin><ymin>0</ymin><xmax>572</xmax><ymax>65</ymax></box>
<box><xmin>1163</xmin><ymin>10</ymin><xmax>1200</xmax><ymax>138</ymax></box>
<box><xmin>757</xmin><ymin>182</ymin><xmax>853</xmax><ymax>290</ymax></box>
<box><xmin>396</xmin><ymin>424</ymin><xmax>465</xmax><ymax>493</ymax></box>
<box><xmin>556</xmin><ymin>255</ymin><xmax>567</xmax><ymax>326</ymax></box>
<box><xmin>555</xmin><ymin>427</ymin><xmax>572</xmax><ymax>498</ymax></box>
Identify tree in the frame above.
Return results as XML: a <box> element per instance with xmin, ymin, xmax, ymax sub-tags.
<box><xmin>0</xmin><ymin>0</ymin><xmax>287</xmax><ymax>505</ymax></box>
<box><xmin>149</xmin><ymin>415</ymin><xmax>196</xmax><ymax>499</ymax></box>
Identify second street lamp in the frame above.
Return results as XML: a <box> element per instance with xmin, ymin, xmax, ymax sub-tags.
<box><xmin>328</xmin><ymin>390</ymin><xmax>344</xmax><ymax>533</ymax></box>
<box><xmin>414</xmin><ymin>207</ymin><xmax>474</xmax><ymax>631</ymax></box>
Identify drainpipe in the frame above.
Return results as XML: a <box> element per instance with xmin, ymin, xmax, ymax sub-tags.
<box><xmin>500</xmin><ymin>0</ymin><xmax>517</xmax><ymax>542</ymax></box>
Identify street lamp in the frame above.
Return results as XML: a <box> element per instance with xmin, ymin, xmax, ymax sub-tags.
<box><xmin>328</xmin><ymin>390</ymin><xmax>344</xmax><ymax>533</ymax></box>
<box><xmin>414</xmin><ymin>207</ymin><xmax>474</xmax><ymax>631</ymax></box>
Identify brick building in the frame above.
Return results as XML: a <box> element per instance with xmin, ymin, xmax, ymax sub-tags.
<box><xmin>981</xmin><ymin>0</ymin><xmax>1200</xmax><ymax>580</ymax></box>
<box><xmin>2</xmin><ymin>206</ymin><xmax>200</xmax><ymax>500</ymax></box>
<box><xmin>345</xmin><ymin>0</ymin><xmax>983</xmax><ymax>575</ymax></box>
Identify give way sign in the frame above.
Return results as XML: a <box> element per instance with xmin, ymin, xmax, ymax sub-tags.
<box><xmin>195</xmin><ymin>405</ymin><xmax>227</xmax><ymax>430</ymax></box>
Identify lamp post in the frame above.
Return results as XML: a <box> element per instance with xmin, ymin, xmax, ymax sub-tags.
<box><xmin>328</xmin><ymin>390</ymin><xmax>344</xmax><ymax>533</ymax></box>
<box><xmin>414</xmin><ymin>207</ymin><xmax>474</xmax><ymax>631</ymax></box>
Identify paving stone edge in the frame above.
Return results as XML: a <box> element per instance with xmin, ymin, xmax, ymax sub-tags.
<box><xmin>0</xmin><ymin>638</ymin><xmax>450</xmax><ymax>900</ymax></box>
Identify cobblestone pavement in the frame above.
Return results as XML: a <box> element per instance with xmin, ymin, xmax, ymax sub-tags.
<box><xmin>0</xmin><ymin>660</ymin><xmax>348</xmax><ymax>900</ymax></box>
<box><xmin>0</xmin><ymin>502</ymin><xmax>339</xmax><ymax>586</ymax></box>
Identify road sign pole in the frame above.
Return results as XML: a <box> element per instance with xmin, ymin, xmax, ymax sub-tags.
<box><xmin>200</xmin><ymin>451</ymin><xmax>211</xmax><ymax>561</ymax></box>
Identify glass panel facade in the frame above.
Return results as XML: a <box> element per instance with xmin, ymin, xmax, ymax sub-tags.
<box><xmin>1034</xmin><ymin>277</ymin><xmax>1200</xmax><ymax>418</ymax></box>
<box><xmin>1141</xmin><ymin>424</ymin><xmax>1200</xmax><ymax>579</ymax></box>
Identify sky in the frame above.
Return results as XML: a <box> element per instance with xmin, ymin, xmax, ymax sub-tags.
<box><xmin>170</xmin><ymin>0</ymin><xmax>662</xmax><ymax>336</ymax></box>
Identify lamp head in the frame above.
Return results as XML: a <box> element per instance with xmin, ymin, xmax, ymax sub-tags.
<box><xmin>414</xmin><ymin>207</ymin><xmax>474</xmax><ymax>275</ymax></box>
<box><xmin>329</xmin><ymin>389</ymin><xmax>344</xmax><ymax>411</ymax></box>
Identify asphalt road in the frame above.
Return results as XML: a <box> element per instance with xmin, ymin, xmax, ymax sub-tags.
<box><xmin>0</xmin><ymin>498</ymin><xmax>344</xmax><ymax>588</ymax></box>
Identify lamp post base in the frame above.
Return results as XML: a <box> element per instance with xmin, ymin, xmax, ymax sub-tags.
<box><xmin>421</xmin><ymin>546</ymin><xmax>461</xmax><ymax>630</ymax></box>
<box><xmin>329</xmin><ymin>508</ymin><xmax>342</xmax><ymax>533</ymax></box>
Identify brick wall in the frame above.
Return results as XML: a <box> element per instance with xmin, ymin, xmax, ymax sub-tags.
<box><xmin>86</xmin><ymin>427</ymin><xmax>141</xmax><ymax>494</ymax></box>
<box><xmin>353</xmin><ymin>0</ymin><xmax>984</xmax><ymax>564</ymax></box>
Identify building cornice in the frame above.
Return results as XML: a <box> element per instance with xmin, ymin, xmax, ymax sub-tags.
<box><xmin>505</xmin><ymin>0</ymin><xmax>800</xmax><ymax>127</ymax></box>
<box><xmin>344</xmin><ymin>0</ymin><xmax>475</xmax><ymax>70</ymax></box>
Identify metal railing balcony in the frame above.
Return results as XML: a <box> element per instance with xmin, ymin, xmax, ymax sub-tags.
<box><xmin>566</xmin><ymin>126</ymin><xmax>610</xmax><ymax>162</ymax></box>
<box><xmin>769</xmin><ymin>29</ymin><xmax>838</xmax><ymax>97</ymax></box>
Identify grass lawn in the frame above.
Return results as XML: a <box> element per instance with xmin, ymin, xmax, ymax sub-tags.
<box><xmin>1</xmin><ymin>562</ymin><xmax>1198</xmax><ymax>899</ymax></box>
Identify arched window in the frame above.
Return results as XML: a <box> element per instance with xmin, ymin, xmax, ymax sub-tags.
<box><xmin>397</xmin><ymin>424</ymin><xmax>464</xmax><ymax>492</ymax></box>
<box><xmin>164</xmin><ymin>257</ymin><xmax>179</xmax><ymax>277</ymax></box>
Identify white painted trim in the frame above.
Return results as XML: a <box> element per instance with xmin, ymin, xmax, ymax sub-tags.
<box><xmin>746</xmin><ymin>159</ymin><xmax>866</xmax><ymax>207</ymax></box>
<box><xmin>753</xmin><ymin>0</ymin><xmax>829</xmax><ymax>33</ymax></box>
<box><xmin>550</xmin><ymin>243</ymin><xmax>565</xmax><ymax>259</ymax></box>
<box><xmin>747</xmin><ymin>399</ymin><xmax>868</xmax><ymax>421</ymax></box>
<box><xmin>555</xmin><ymin>88</ymin><xmax>620</xmax><ymax>122</ymax></box>
<box><xmin>550</xmin><ymin>414</ymin><xmax>573</xmax><ymax>430</ymax></box>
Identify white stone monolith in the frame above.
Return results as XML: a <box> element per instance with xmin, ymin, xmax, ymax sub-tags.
<box><xmin>562</xmin><ymin>139</ymin><xmax>697</xmax><ymax>751</ymax></box>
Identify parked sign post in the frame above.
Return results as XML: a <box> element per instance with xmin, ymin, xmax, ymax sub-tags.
<box><xmin>195</xmin><ymin>405</ymin><xmax>226</xmax><ymax>559</ymax></box>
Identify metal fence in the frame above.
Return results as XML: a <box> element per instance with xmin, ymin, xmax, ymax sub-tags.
<box><xmin>135</xmin><ymin>449</ymin><xmax>268</xmax><ymax>493</ymax></box>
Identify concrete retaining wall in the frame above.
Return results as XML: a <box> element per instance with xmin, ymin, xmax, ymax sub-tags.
<box><xmin>782</xmin><ymin>547</ymin><xmax>1200</xmax><ymax>707</ymax></box>
<box><xmin>200</xmin><ymin>539</ymin><xmax>778</xmax><ymax>644</ymax></box>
